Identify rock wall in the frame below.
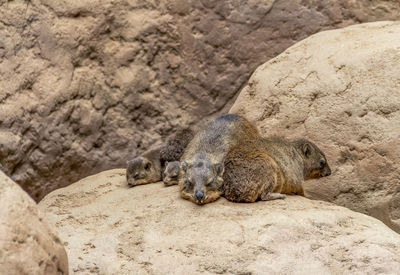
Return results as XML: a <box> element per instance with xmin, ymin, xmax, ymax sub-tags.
<box><xmin>38</xmin><ymin>169</ymin><xmax>400</xmax><ymax>274</ymax></box>
<box><xmin>0</xmin><ymin>170</ymin><xmax>68</xmax><ymax>274</ymax></box>
<box><xmin>1</xmin><ymin>0</ymin><xmax>400</xmax><ymax>200</ymax></box>
<box><xmin>230</xmin><ymin>21</ymin><xmax>400</xmax><ymax>233</ymax></box>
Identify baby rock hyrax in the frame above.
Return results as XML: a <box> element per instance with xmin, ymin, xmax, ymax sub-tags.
<box><xmin>126</xmin><ymin>128</ymin><xmax>194</xmax><ymax>187</ymax></box>
<box><xmin>163</xmin><ymin>161</ymin><xmax>180</xmax><ymax>186</ymax></box>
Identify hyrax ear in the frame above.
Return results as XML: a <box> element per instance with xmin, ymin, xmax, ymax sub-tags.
<box><xmin>181</xmin><ymin>161</ymin><xmax>188</xmax><ymax>172</ymax></box>
<box><xmin>303</xmin><ymin>143</ymin><xmax>312</xmax><ymax>158</ymax></box>
<box><xmin>214</xmin><ymin>163</ymin><xmax>224</xmax><ymax>177</ymax></box>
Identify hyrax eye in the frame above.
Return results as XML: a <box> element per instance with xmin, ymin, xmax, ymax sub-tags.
<box><xmin>319</xmin><ymin>160</ymin><xmax>326</xmax><ymax>167</ymax></box>
<box><xmin>184</xmin><ymin>179</ymin><xmax>192</xmax><ymax>186</ymax></box>
<box><xmin>145</xmin><ymin>163</ymin><xmax>151</xmax><ymax>170</ymax></box>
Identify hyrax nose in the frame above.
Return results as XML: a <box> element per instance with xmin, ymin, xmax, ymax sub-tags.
<box><xmin>134</xmin><ymin>173</ymin><xmax>140</xmax><ymax>180</ymax></box>
<box><xmin>127</xmin><ymin>179</ymin><xmax>135</xmax><ymax>187</ymax></box>
<box><xmin>325</xmin><ymin>167</ymin><xmax>331</xmax><ymax>176</ymax></box>
<box><xmin>194</xmin><ymin>190</ymin><xmax>205</xmax><ymax>200</ymax></box>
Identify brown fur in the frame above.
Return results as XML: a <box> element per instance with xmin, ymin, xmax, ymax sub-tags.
<box><xmin>223</xmin><ymin>136</ymin><xmax>331</xmax><ymax>202</ymax></box>
<box><xmin>163</xmin><ymin>161</ymin><xmax>180</xmax><ymax>186</ymax></box>
<box><xmin>160</xmin><ymin>128</ymin><xmax>195</xmax><ymax>165</ymax></box>
<box><xmin>126</xmin><ymin>127</ymin><xmax>194</xmax><ymax>187</ymax></box>
<box><xmin>126</xmin><ymin>145</ymin><xmax>162</xmax><ymax>187</ymax></box>
<box><xmin>179</xmin><ymin>114</ymin><xmax>260</xmax><ymax>205</ymax></box>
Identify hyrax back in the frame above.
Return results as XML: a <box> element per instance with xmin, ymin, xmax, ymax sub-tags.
<box><xmin>179</xmin><ymin>114</ymin><xmax>260</xmax><ymax>205</ymax></box>
<box><xmin>160</xmin><ymin>128</ymin><xmax>195</xmax><ymax>165</ymax></box>
<box><xmin>223</xmin><ymin>136</ymin><xmax>331</xmax><ymax>202</ymax></box>
<box><xmin>224</xmin><ymin>139</ymin><xmax>283</xmax><ymax>202</ymax></box>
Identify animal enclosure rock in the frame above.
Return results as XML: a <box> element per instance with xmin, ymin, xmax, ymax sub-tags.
<box><xmin>230</xmin><ymin>21</ymin><xmax>400</xmax><ymax>233</ymax></box>
<box><xmin>1</xmin><ymin>0</ymin><xmax>400</xmax><ymax>201</ymax></box>
<box><xmin>0</xmin><ymin>170</ymin><xmax>68</xmax><ymax>275</ymax></box>
<box><xmin>39</xmin><ymin>169</ymin><xmax>400</xmax><ymax>274</ymax></box>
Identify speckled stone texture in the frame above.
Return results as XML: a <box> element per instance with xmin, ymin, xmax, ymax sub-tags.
<box><xmin>1</xmin><ymin>0</ymin><xmax>400</xmax><ymax>200</ymax></box>
<box><xmin>0</xmin><ymin>170</ymin><xmax>68</xmax><ymax>274</ymax></box>
<box><xmin>39</xmin><ymin>169</ymin><xmax>400</xmax><ymax>274</ymax></box>
<box><xmin>231</xmin><ymin>21</ymin><xmax>400</xmax><ymax>233</ymax></box>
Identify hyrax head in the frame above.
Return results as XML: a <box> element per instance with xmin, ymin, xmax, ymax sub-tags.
<box><xmin>180</xmin><ymin>157</ymin><xmax>224</xmax><ymax>205</ymax></box>
<box><xmin>295</xmin><ymin>139</ymin><xmax>331</xmax><ymax>180</ymax></box>
<box><xmin>126</xmin><ymin>156</ymin><xmax>161</xmax><ymax>187</ymax></box>
<box><xmin>163</xmin><ymin>161</ymin><xmax>180</xmax><ymax>186</ymax></box>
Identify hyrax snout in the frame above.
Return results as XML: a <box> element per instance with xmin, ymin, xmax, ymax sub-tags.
<box><xmin>180</xmin><ymin>157</ymin><xmax>224</xmax><ymax>205</ymax></box>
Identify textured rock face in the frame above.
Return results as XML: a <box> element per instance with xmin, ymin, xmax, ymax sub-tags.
<box><xmin>230</xmin><ymin>21</ymin><xmax>400</xmax><ymax>233</ymax></box>
<box><xmin>39</xmin><ymin>169</ymin><xmax>400</xmax><ymax>274</ymax></box>
<box><xmin>1</xmin><ymin>1</ymin><xmax>400</xmax><ymax>201</ymax></box>
<box><xmin>0</xmin><ymin>170</ymin><xmax>68</xmax><ymax>274</ymax></box>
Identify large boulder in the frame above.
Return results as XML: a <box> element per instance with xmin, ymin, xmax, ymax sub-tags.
<box><xmin>1</xmin><ymin>1</ymin><xmax>400</xmax><ymax>201</ymax></box>
<box><xmin>230</xmin><ymin>21</ymin><xmax>400</xmax><ymax>233</ymax></box>
<box><xmin>0</xmin><ymin>170</ymin><xmax>68</xmax><ymax>274</ymax></box>
<box><xmin>39</xmin><ymin>169</ymin><xmax>400</xmax><ymax>274</ymax></box>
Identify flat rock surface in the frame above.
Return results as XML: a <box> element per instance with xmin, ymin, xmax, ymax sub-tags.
<box><xmin>39</xmin><ymin>169</ymin><xmax>400</xmax><ymax>274</ymax></box>
<box><xmin>0</xmin><ymin>170</ymin><xmax>68</xmax><ymax>275</ymax></box>
<box><xmin>231</xmin><ymin>21</ymin><xmax>400</xmax><ymax>233</ymax></box>
<box><xmin>1</xmin><ymin>0</ymin><xmax>400</xmax><ymax>201</ymax></box>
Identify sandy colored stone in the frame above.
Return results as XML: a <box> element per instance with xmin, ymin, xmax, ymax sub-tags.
<box><xmin>1</xmin><ymin>1</ymin><xmax>400</xmax><ymax>201</ymax></box>
<box><xmin>230</xmin><ymin>21</ymin><xmax>400</xmax><ymax>233</ymax></box>
<box><xmin>0</xmin><ymin>170</ymin><xmax>68</xmax><ymax>274</ymax></box>
<box><xmin>39</xmin><ymin>169</ymin><xmax>400</xmax><ymax>274</ymax></box>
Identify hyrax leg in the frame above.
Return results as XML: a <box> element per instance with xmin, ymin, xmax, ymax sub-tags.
<box><xmin>261</xmin><ymin>192</ymin><xmax>286</xmax><ymax>201</ymax></box>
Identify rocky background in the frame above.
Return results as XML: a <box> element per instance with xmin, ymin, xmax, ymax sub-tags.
<box><xmin>1</xmin><ymin>0</ymin><xmax>400</xmax><ymax>201</ymax></box>
<box><xmin>0</xmin><ymin>170</ymin><xmax>68</xmax><ymax>274</ymax></box>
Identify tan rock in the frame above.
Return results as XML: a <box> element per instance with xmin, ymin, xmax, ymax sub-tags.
<box><xmin>1</xmin><ymin>0</ymin><xmax>400</xmax><ymax>201</ymax></box>
<box><xmin>230</xmin><ymin>21</ymin><xmax>400</xmax><ymax>233</ymax></box>
<box><xmin>39</xmin><ymin>169</ymin><xmax>400</xmax><ymax>274</ymax></box>
<box><xmin>0</xmin><ymin>170</ymin><xmax>68</xmax><ymax>274</ymax></box>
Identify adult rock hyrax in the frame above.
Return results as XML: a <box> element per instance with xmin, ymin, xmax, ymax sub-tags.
<box><xmin>179</xmin><ymin>114</ymin><xmax>260</xmax><ymax>205</ymax></box>
<box><xmin>223</xmin><ymin>136</ymin><xmax>331</xmax><ymax>203</ymax></box>
<box><xmin>126</xmin><ymin>128</ymin><xmax>194</xmax><ymax>187</ymax></box>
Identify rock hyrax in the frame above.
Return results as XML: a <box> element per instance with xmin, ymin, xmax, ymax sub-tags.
<box><xmin>126</xmin><ymin>146</ymin><xmax>162</xmax><ymax>187</ymax></box>
<box><xmin>179</xmin><ymin>114</ymin><xmax>260</xmax><ymax>205</ymax></box>
<box><xmin>163</xmin><ymin>161</ymin><xmax>180</xmax><ymax>186</ymax></box>
<box><xmin>126</xmin><ymin>128</ymin><xmax>194</xmax><ymax>187</ymax></box>
<box><xmin>223</xmin><ymin>137</ymin><xmax>331</xmax><ymax>202</ymax></box>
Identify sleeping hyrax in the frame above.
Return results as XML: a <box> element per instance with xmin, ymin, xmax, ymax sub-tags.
<box><xmin>179</xmin><ymin>114</ymin><xmax>260</xmax><ymax>205</ymax></box>
<box><xmin>126</xmin><ymin>128</ymin><xmax>194</xmax><ymax>187</ymax></box>
<box><xmin>223</xmin><ymin>137</ymin><xmax>331</xmax><ymax>203</ymax></box>
<box><xmin>163</xmin><ymin>161</ymin><xmax>180</xmax><ymax>186</ymax></box>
